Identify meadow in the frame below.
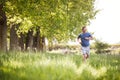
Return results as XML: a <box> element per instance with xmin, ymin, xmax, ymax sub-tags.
<box><xmin>0</xmin><ymin>52</ymin><xmax>120</xmax><ymax>80</ymax></box>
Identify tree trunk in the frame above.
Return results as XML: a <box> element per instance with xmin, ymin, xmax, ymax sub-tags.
<box><xmin>19</xmin><ymin>33</ymin><xmax>25</xmax><ymax>51</ymax></box>
<box><xmin>32</xmin><ymin>27</ymin><xmax>46</xmax><ymax>52</ymax></box>
<box><xmin>36</xmin><ymin>30</ymin><xmax>41</xmax><ymax>51</ymax></box>
<box><xmin>33</xmin><ymin>35</ymin><xmax>37</xmax><ymax>51</ymax></box>
<box><xmin>40</xmin><ymin>36</ymin><xmax>46</xmax><ymax>51</ymax></box>
<box><xmin>0</xmin><ymin>3</ymin><xmax>7</xmax><ymax>52</ymax></box>
<box><xmin>32</xmin><ymin>27</ymin><xmax>43</xmax><ymax>52</ymax></box>
<box><xmin>10</xmin><ymin>24</ymin><xmax>19</xmax><ymax>51</ymax></box>
<box><xmin>25</xmin><ymin>30</ymin><xmax>33</xmax><ymax>51</ymax></box>
<box><xmin>37</xmin><ymin>35</ymin><xmax>46</xmax><ymax>52</ymax></box>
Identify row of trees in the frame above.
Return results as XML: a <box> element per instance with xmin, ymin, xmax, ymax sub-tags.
<box><xmin>0</xmin><ymin>0</ymin><xmax>97</xmax><ymax>52</ymax></box>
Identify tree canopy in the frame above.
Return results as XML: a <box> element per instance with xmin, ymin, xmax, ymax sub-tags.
<box><xmin>5</xmin><ymin>0</ymin><xmax>97</xmax><ymax>40</ymax></box>
<box><xmin>0</xmin><ymin>0</ymin><xmax>97</xmax><ymax>51</ymax></box>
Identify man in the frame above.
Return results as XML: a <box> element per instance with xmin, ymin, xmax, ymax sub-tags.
<box><xmin>77</xmin><ymin>26</ymin><xmax>93</xmax><ymax>62</ymax></box>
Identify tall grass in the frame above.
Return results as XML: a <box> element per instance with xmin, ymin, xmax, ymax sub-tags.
<box><xmin>0</xmin><ymin>52</ymin><xmax>120</xmax><ymax>80</ymax></box>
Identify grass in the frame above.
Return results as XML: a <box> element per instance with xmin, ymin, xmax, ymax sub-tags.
<box><xmin>0</xmin><ymin>52</ymin><xmax>120</xmax><ymax>80</ymax></box>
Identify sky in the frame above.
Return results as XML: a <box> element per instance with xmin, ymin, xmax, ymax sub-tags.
<box><xmin>88</xmin><ymin>0</ymin><xmax>120</xmax><ymax>44</ymax></box>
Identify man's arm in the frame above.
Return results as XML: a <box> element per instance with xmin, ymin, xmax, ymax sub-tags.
<box><xmin>85</xmin><ymin>33</ymin><xmax>93</xmax><ymax>40</ymax></box>
<box><xmin>77</xmin><ymin>34</ymin><xmax>82</xmax><ymax>44</ymax></box>
<box><xmin>77</xmin><ymin>38</ymin><xmax>82</xmax><ymax>44</ymax></box>
<box><xmin>85</xmin><ymin>36</ymin><xmax>93</xmax><ymax>40</ymax></box>
<box><xmin>90</xmin><ymin>36</ymin><xmax>93</xmax><ymax>40</ymax></box>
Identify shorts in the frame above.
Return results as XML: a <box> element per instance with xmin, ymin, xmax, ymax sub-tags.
<box><xmin>81</xmin><ymin>46</ymin><xmax>90</xmax><ymax>55</ymax></box>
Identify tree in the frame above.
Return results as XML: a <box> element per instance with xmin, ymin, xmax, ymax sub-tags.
<box><xmin>0</xmin><ymin>0</ymin><xmax>97</xmax><ymax>52</ymax></box>
<box><xmin>0</xmin><ymin>1</ymin><xmax>7</xmax><ymax>52</ymax></box>
<box><xmin>10</xmin><ymin>24</ymin><xmax>19</xmax><ymax>51</ymax></box>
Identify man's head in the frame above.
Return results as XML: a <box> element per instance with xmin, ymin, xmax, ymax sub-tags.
<box><xmin>82</xmin><ymin>26</ymin><xmax>87</xmax><ymax>33</ymax></box>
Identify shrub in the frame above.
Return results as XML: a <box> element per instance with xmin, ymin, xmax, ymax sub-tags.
<box><xmin>94</xmin><ymin>40</ymin><xmax>110</xmax><ymax>54</ymax></box>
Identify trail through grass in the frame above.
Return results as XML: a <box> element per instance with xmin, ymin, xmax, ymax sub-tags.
<box><xmin>0</xmin><ymin>52</ymin><xmax>120</xmax><ymax>80</ymax></box>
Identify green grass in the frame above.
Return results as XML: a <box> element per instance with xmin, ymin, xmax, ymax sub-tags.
<box><xmin>0</xmin><ymin>52</ymin><xmax>120</xmax><ymax>80</ymax></box>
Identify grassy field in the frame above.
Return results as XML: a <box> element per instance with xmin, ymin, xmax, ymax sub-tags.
<box><xmin>0</xmin><ymin>52</ymin><xmax>120</xmax><ymax>80</ymax></box>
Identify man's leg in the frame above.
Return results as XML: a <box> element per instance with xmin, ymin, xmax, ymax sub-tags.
<box><xmin>81</xmin><ymin>47</ymin><xmax>88</xmax><ymax>62</ymax></box>
<box><xmin>83</xmin><ymin>53</ymin><xmax>87</xmax><ymax>62</ymax></box>
<box><xmin>86</xmin><ymin>53</ymin><xmax>89</xmax><ymax>59</ymax></box>
<box><xmin>86</xmin><ymin>46</ymin><xmax>90</xmax><ymax>59</ymax></box>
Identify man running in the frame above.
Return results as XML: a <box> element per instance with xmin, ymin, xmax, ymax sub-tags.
<box><xmin>77</xmin><ymin>26</ymin><xmax>93</xmax><ymax>62</ymax></box>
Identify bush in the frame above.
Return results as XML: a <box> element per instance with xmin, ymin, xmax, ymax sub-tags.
<box><xmin>94</xmin><ymin>40</ymin><xmax>110</xmax><ymax>54</ymax></box>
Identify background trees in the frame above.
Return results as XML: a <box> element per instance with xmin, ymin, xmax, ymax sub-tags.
<box><xmin>0</xmin><ymin>0</ymin><xmax>97</xmax><ymax>52</ymax></box>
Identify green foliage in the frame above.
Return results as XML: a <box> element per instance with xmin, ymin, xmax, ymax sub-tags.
<box><xmin>4</xmin><ymin>0</ymin><xmax>97</xmax><ymax>41</ymax></box>
<box><xmin>0</xmin><ymin>52</ymin><xmax>120</xmax><ymax>80</ymax></box>
<box><xmin>94</xmin><ymin>40</ymin><xmax>110</xmax><ymax>54</ymax></box>
<box><xmin>0</xmin><ymin>0</ymin><xmax>5</xmax><ymax>4</ymax></box>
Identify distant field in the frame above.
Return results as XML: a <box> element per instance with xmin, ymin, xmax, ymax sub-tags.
<box><xmin>0</xmin><ymin>52</ymin><xmax>120</xmax><ymax>80</ymax></box>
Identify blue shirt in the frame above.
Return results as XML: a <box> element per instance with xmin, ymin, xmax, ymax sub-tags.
<box><xmin>78</xmin><ymin>32</ymin><xmax>92</xmax><ymax>47</ymax></box>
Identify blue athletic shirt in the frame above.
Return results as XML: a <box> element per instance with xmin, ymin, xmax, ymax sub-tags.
<box><xmin>78</xmin><ymin>32</ymin><xmax>92</xmax><ymax>47</ymax></box>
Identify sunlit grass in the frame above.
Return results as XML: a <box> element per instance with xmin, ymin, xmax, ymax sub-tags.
<box><xmin>0</xmin><ymin>52</ymin><xmax>120</xmax><ymax>80</ymax></box>
<box><xmin>76</xmin><ymin>63</ymin><xmax>107</xmax><ymax>78</ymax></box>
